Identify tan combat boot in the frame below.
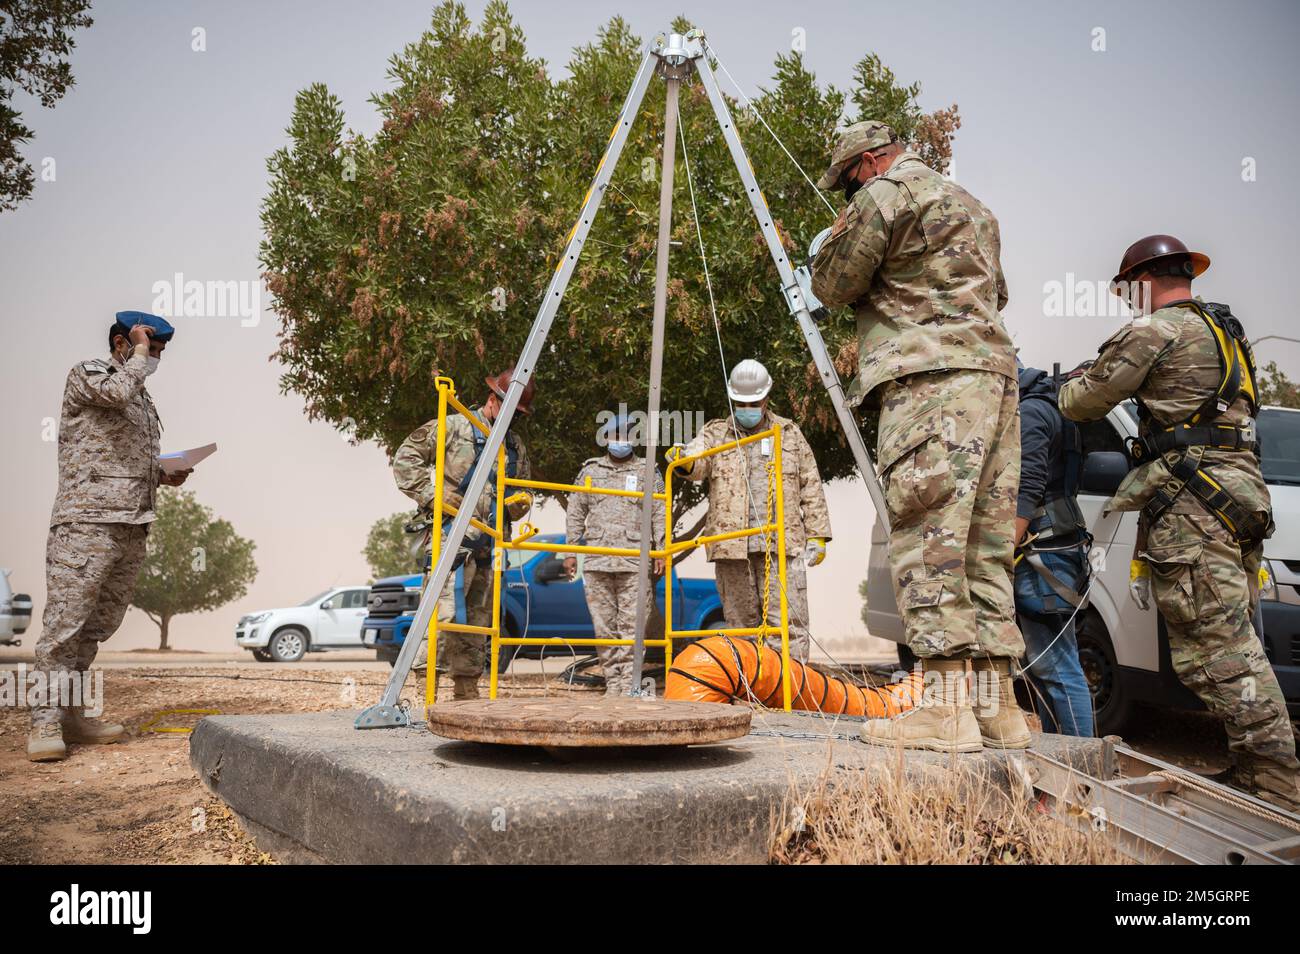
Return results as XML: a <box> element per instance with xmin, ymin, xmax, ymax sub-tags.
<box><xmin>452</xmin><ymin>675</ymin><xmax>480</xmax><ymax>701</ymax></box>
<box><xmin>28</xmin><ymin>723</ymin><xmax>68</xmax><ymax>762</ymax></box>
<box><xmin>62</xmin><ymin>706</ymin><xmax>125</xmax><ymax>744</ymax></box>
<box><xmin>971</xmin><ymin>657</ymin><xmax>1031</xmax><ymax>749</ymax></box>
<box><xmin>859</xmin><ymin>657</ymin><xmax>982</xmax><ymax>753</ymax></box>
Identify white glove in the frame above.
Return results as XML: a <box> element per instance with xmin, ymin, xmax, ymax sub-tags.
<box><xmin>804</xmin><ymin>537</ymin><xmax>827</xmax><ymax>568</ymax></box>
<box><xmin>1129</xmin><ymin>559</ymin><xmax>1151</xmax><ymax>612</ymax></box>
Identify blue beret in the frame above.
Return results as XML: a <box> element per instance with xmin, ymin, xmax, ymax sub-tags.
<box><xmin>115</xmin><ymin>311</ymin><xmax>175</xmax><ymax>342</ymax></box>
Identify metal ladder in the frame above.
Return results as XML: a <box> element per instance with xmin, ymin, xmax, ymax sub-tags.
<box><xmin>1023</xmin><ymin>739</ymin><xmax>1300</xmax><ymax>864</ymax></box>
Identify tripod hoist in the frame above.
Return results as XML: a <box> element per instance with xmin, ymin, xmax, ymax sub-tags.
<box><xmin>356</xmin><ymin>28</ymin><xmax>890</xmax><ymax>730</ymax></box>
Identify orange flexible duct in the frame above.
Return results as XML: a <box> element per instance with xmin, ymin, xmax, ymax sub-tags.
<box><xmin>666</xmin><ymin>635</ymin><xmax>922</xmax><ymax>717</ymax></box>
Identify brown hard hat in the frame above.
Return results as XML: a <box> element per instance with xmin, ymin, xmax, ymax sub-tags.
<box><xmin>1110</xmin><ymin>234</ymin><xmax>1210</xmax><ymax>293</ymax></box>
<box><xmin>485</xmin><ymin>366</ymin><xmax>535</xmax><ymax>415</ymax></box>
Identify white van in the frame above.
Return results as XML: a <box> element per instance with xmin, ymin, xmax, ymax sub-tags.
<box><xmin>0</xmin><ymin>569</ymin><xmax>33</xmax><ymax>646</ymax></box>
<box><xmin>865</xmin><ymin>403</ymin><xmax>1300</xmax><ymax>735</ymax></box>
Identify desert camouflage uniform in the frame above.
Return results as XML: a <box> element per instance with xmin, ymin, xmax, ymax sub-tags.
<box><xmin>682</xmin><ymin>410</ymin><xmax>829</xmax><ymax>661</ymax></box>
<box><xmin>393</xmin><ymin>408</ymin><xmax>530</xmax><ymax>676</ymax></box>
<box><xmin>811</xmin><ymin>150</ymin><xmax>1022</xmax><ymax>660</ymax></box>
<box><xmin>566</xmin><ymin>455</ymin><xmax>665</xmax><ymax>692</ymax></box>
<box><xmin>1060</xmin><ymin>303</ymin><xmax>1299</xmax><ymax>811</ymax></box>
<box><xmin>35</xmin><ymin>353</ymin><xmax>160</xmax><ymax>727</ymax></box>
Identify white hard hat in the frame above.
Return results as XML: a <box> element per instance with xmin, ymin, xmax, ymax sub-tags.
<box><xmin>727</xmin><ymin>359</ymin><xmax>772</xmax><ymax>402</ymax></box>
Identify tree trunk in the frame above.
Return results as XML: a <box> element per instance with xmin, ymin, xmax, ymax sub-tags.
<box><xmin>158</xmin><ymin>614</ymin><xmax>171</xmax><ymax>651</ymax></box>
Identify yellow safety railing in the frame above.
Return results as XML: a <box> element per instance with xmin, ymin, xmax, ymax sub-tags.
<box><xmin>423</xmin><ymin>377</ymin><xmax>790</xmax><ymax>711</ymax></box>
<box><xmin>663</xmin><ymin>426</ymin><xmax>792</xmax><ymax>711</ymax></box>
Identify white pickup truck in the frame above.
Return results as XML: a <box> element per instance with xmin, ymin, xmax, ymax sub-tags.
<box><xmin>0</xmin><ymin>569</ymin><xmax>33</xmax><ymax>646</ymax></box>
<box><xmin>866</xmin><ymin>403</ymin><xmax>1300</xmax><ymax>735</ymax></box>
<box><xmin>235</xmin><ymin>586</ymin><xmax>371</xmax><ymax>662</ymax></box>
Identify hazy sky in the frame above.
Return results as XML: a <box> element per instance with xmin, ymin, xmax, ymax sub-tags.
<box><xmin>2</xmin><ymin>0</ymin><xmax>1297</xmax><ymax>655</ymax></box>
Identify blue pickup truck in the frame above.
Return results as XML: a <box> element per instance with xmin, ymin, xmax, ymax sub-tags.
<box><xmin>361</xmin><ymin>533</ymin><xmax>724</xmax><ymax>667</ymax></box>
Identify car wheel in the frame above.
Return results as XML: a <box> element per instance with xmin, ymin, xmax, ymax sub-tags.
<box><xmin>251</xmin><ymin>648</ymin><xmax>272</xmax><ymax>662</ymax></box>
<box><xmin>268</xmin><ymin>627</ymin><xmax>308</xmax><ymax>663</ymax></box>
<box><xmin>1076</xmin><ymin>611</ymin><xmax>1133</xmax><ymax>736</ymax></box>
<box><xmin>896</xmin><ymin>642</ymin><xmax>918</xmax><ymax>671</ymax></box>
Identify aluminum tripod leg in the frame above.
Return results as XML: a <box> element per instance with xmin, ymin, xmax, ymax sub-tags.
<box><xmin>356</xmin><ymin>48</ymin><xmax>660</xmax><ymax>728</ymax></box>
<box><xmin>629</xmin><ymin>75</ymin><xmax>682</xmax><ymax>696</ymax></box>
<box><xmin>694</xmin><ymin>55</ymin><xmax>890</xmax><ymax>535</ymax></box>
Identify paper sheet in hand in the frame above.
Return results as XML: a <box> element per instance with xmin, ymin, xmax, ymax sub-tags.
<box><xmin>158</xmin><ymin>443</ymin><xmax>217</xmax><ymax>475</ymax></box>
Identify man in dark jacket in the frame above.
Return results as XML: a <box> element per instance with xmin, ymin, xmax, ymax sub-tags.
<box><xmin>1014</xmin><ymin>363</ymin><xmax>1094</xmax><ymax>736</ymax></box>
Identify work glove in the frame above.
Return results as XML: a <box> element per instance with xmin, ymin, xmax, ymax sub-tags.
<box><xmin>804</xmin><ymin>537</ymin><xmax>828</xmax><ymax>568</ymax></box>
<box><xmin>504</xmin><ymin>490</ymin><xmax>533</xmax><ymax>518</ymax></box>
<box><xmin>1129</xmin><ymin>559</ymin><xmax>1151</xmax><ymax>611</ymax></box>
<box><xmin>665</xmin><ymin>443</ymin><xmax>692</xmax><ymax>474</ymax></box>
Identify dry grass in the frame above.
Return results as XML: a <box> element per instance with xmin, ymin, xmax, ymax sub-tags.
<box><xmin>771</xmin><ymin>752</ymin><xmax>1130</xmax><ymax>865</ymax></box>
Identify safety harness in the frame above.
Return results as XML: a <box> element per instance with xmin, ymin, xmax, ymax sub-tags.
<box><xmin>446</xmin><ymin>423</ymin><xmax>522</xmax><ymax>562</ymax></box>
<box><xmin>1126</xmin><ymin>301</ymin><xmax>1271</xmax><ymax>546</ymax></box>
<box><xmin>1018</xmin><ymin>383</ymin><xmax>1091</xmax><ymax>610</ymax></box>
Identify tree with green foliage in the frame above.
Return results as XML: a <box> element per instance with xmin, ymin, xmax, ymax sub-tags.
<box><xmin>364</xmin><ymin>510</ymin><xmax>421</xmax><ymax>581</ymax></box>
<box><xmin>132</xmin><ymin>489</ymin><xmax>258</xmax><ymax>650</ymax></box>
<box><xmin>0</xmin><ymin>0</ymin><xmax>93</xmax><ymax>211</ymax></box>
<box><xmin>260</xmin><ymin>2</ymin><xmax>960</xmax><ymax>522</ymax></box>
<box><xmin>1256</xmin><ymin>360</ymin><xmax>1300</xmax><ymax>409</ymax></box>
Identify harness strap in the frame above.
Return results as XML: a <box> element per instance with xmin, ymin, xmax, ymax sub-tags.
<box><xmin>1140</xmin><ymin>444</ymin><xmax>1270</xmax><ymax>546</ymax></box>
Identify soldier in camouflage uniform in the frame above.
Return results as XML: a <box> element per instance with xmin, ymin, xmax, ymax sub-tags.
<box><xmin>1060</xmin><ymin>234</ymin><xmax>1299</xmax><ymax>813</ymax></box>
<box><xmin>564</xmin><ymin>414</ymin><xmax>665</xmax><ymax>696</ymax></box>
<box><xmin>31</xmin><ymin>312</ymin><xmax>192</xmax><ymax>762</ymax></box>
<box><xmin>810</xmin><ymin>121</ymin><xmax>1028</xmax><ymax>754</ymax></box>
<box><xmin>393</xmin><ymin>369</ymin><xmax>532</xmax><ymax>700</ymax></box>
<box><xmin>678</xmin><ymin>360</ymin><xmax>831</xmax><ymax>664</ymax></box>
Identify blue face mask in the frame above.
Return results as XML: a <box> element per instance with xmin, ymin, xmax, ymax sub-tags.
<box><xmin>734</xmin><ymin>407</ymin><xmax>763</xmax><ymax>429</ymax></box>
<box><xmin>608</xmin><ymin>441</ymin><xmax>634</xmax><ymax>459</ymax></box>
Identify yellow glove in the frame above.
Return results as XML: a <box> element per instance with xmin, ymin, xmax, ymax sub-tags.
<box><xmin>504</xmin><ymin>491</ymin><xmax>533</xmax><ymax>515</ymax></box>
<box><xmin>804</xmin><ymin>537</ymin><xmax>828</xmax><ymax>567</ymax></box>
<box><xmin>665</xmin><ymin>443</ymin><xmax>692</xmax><ymax>473</ymax></box>
<box><xmin>1129</xmin><ymin>559</ymin><xmax>1151</xmax><ymax>612</ymax></box>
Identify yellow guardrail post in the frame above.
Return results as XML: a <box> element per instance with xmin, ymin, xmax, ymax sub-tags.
<box><xmin>663</xmin><ymin>460</ymin><xmax>675</xmax><ymax>673</ymax></box>
<box><xmin>490</xmin><ymin>441</ymin><xmax>506</xmax><ymax>699</ymax></box>
<box><xmin>773</xmin><ymin>424</ymin><xmax>792</xmax><ymax>711</ymax></box>
<box><xmin>427</xmin><ymin>378</ymin><xmax>453</xmax><ymax>711</ymax></box>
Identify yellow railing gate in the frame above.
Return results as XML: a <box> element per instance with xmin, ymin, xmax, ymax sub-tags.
<box><xmin>423</xmin><ymin>377</ymin><xmax>792</xmax><ymax>711</ymax></box>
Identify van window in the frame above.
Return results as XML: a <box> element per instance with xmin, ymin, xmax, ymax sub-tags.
<box><xmin>1259</xmin><ymin>409</ymin><xmax>1300</xmax><ymax>486</ymax></box>
<box><xmin>1077</xmin><ymin>417</ymin><xmax>1127</xmax><ymax>457</ymax></box>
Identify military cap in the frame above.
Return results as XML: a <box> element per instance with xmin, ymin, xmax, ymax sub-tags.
<box><xmin>816</xmin><ymin>120</ymin><xmax>897</xmax><ymax>189</ymax></box>
<box><xmin>114</xmin><ymin>311</ymin><xmax>175</xmax><ymax>342</ymax></box>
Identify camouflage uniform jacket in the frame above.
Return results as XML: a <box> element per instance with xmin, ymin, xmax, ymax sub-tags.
<box><xmin>681</xmin><ymin>411</ymin><xmax>831</xmax><ymax>562</ymax></box>
<box><xmin>1058</xmin><ymin>302</ymin><xmax>1271</xmax><ymax>533</ymax></box>
<box><xmin>810</xmin><ymin>151</ymin><xmax>1016</xmax><ymax>408</ymax></box>
<box><xmin>392</xmin><ymin>408</ymin><xmax>531</xmax><ymax>543</ymax></box>
<box><xmin>566</xmin><ymin>455</ymin><xmax>665</xmax><ymax>573</ymax></box>
<box><xmin>50</xmin><ymin>353</ymin><xmax>162</xmax><ymax>526</ymax></box>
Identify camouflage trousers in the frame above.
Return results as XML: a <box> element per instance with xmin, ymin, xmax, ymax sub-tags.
<box><xmin>414</xmin><ymin>554</ymin><xmax>492</xmax><ymax>677</ymax></box>
<box><xmin>33</xmin><ymin>522</ymin><xmax>148</xmax><ymax>727</ymax></box>
<box><xmin>1146</xmin><ymin>511</ymin><xmax>1300</xmax><ymax>812</ymax></box>
<box><xmin>713</xmin><ymin>553</ymin><xmax>810</xmax><ymax>662</ymax></box>
<box><xmin>877</xmin><ymin>369</ymin><xmax>1024</xmax><ymax>660</ymax></box>
<box><xmin>583</xmin><ymin>570</ymin><xmax>639</xmax><ymax>694</ymax></box>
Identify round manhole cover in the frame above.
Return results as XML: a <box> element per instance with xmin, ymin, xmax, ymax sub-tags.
<box><xmin>425</xmin><ymin>697</ymin><xmax>752</xmax><ymax>747</ymax></box>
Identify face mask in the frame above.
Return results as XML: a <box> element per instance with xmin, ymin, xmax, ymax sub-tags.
<box><xmin>734</xmin><ymin>407</ymin><xmax>763</xmax><ymax>429</ymax></box>
<box><xmin>144</xmin><ymin>356</ymin><xmax>160</xmax><ymax>376</ymax></box>
<box><xmin>608</xmin><ymin>441</ymin><xmax>633</xmax><ymax>459</ymax></box>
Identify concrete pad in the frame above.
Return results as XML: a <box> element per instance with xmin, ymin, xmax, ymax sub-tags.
<box><xmin>189</xmin><ymin>709</ymin><xmax>1106</xmax><ymax>864</ymax></box>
